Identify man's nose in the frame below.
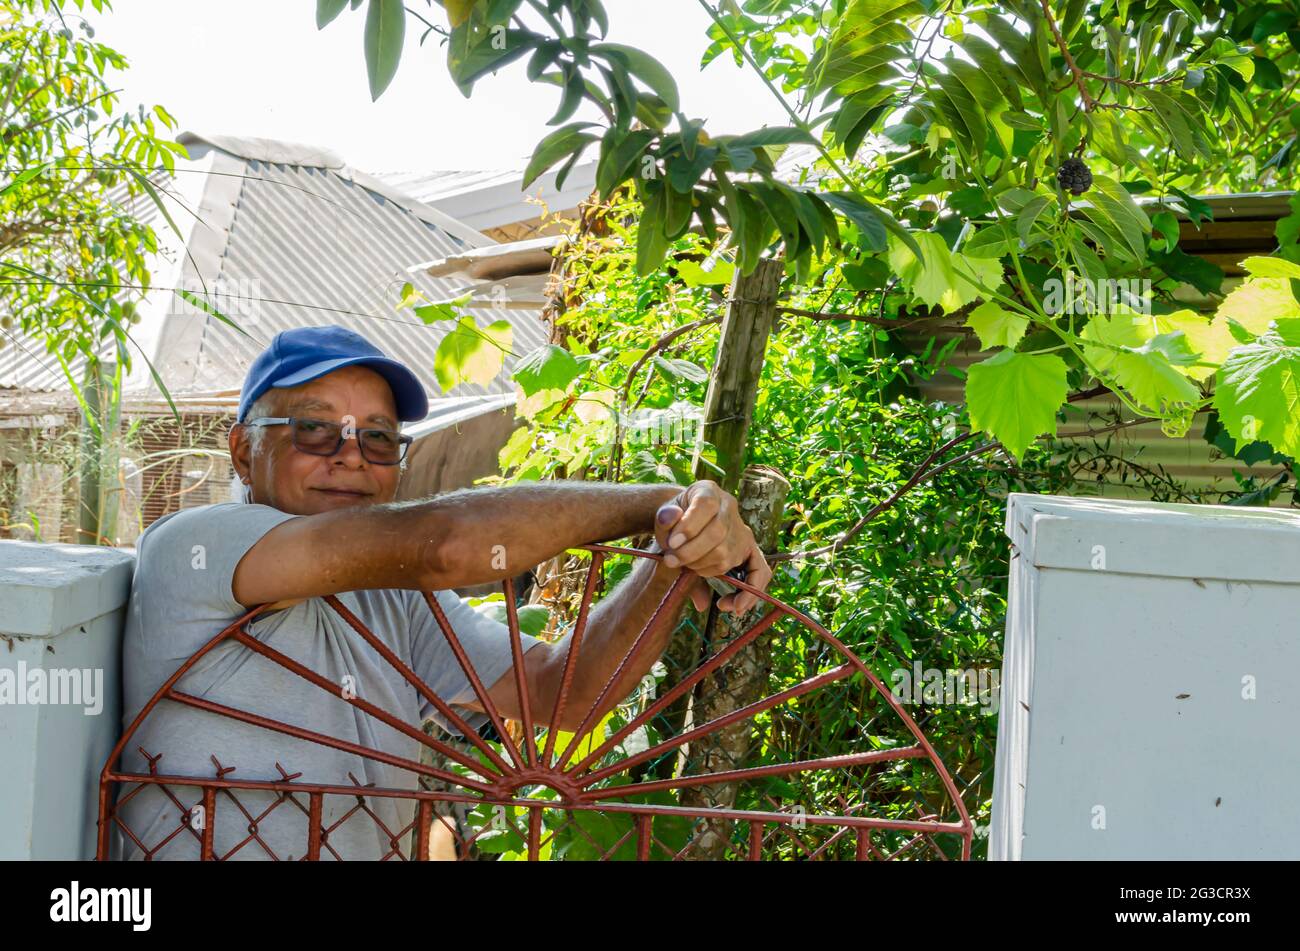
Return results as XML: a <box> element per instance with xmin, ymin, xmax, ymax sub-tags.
<box><xmin>330</xmin><ymin>428</ymin><xmax>368</xmax><ymax>467</ymax></box>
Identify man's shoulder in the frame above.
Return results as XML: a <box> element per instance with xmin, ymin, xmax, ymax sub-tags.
<box><xmin>143</xmin><ymin>501</ymin><xmax>292</xmax><ymax>545</ymax></box>
<box><xmin>140</xmin><ymin>501</ymin><xmax>237</xmax><ymax>536</ymax></box>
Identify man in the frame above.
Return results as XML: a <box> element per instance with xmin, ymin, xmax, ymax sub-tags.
<box><xmin>114</xmin><ymin>325</ymin><xmax>770</xmax><ymax>860</ymax></box>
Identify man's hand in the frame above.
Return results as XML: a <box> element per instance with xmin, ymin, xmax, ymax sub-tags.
<box><xmin>652</xmin><ymin>480</ymin><xmax>772</xmax><ymax>614</ymax></box>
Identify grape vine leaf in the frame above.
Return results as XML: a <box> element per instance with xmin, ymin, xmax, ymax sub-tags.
<box><xmin>1213</xmin><ymin>319</ymin><xmax>1300</xmax><ymax>458</ymax></box>
<box><xmin>434</xmin><ymin>317</ymin><xmax>513</xmax><ymax>390</ymax></box>
<box><xmin>887</xmin><ymin>231</ymin><xmax>1003</xmax><ymax>311</ymax></box>
<box><xmin>513</xmin><ymin>344</ymin><xmax>582</xmax><ymax>396</ymax></box>
<box><xmin>1213</xmin><ymin>278</ymin><xmax>1300</xmax><ymax>337</ymax></box>
<box><xmin>1240</xmin><ymin>256</ymin><xmax>1300</xmax><ymax>281</ymax></box>
<box><xmin>965</xmin><ymin>301</ymin><xmax>1028</xmax><ymax>349</ymax></box>
<box><xmin>1080</xmin><ymin>314</ymin><xmax>1201</xmax><ymax>411</ymax></box>
<box><xmin>1152</xmin><ymin>309</ymin><xmax>1229</xmax><ymax>381</ymax></box>
<box><xmin>965</xmin><ymin>349</ymin><xmax>1068</xmax><ymax>462</ymax></box>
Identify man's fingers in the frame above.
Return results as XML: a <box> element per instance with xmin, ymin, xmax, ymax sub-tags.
<box><xmin>656</xmin><ymin>502</ymin><xmax>684</xmax><ymax>529</ymax></box>
<box><xmin>739</xmin><ymin>549</ymin><xmax>773</xmax><ymax>613</ymax></box>
<box><xmin>719</xmin><ymin>547</ymin><xmax>772</xmax><ymax>614</ymax></box>
<box><xmin>667</xmin><ymin>485</ymin><xmax>722</xmax><ymax>550</ymax></box>
<box><xmin>689</xmin><ymin>579</ymin><xmax>712</xmax><ymax>612</ymax></box>
<box><xmin>664</xmin><ymin>512</ymin><xmax>727</xmax><ymax>569</ymax></box>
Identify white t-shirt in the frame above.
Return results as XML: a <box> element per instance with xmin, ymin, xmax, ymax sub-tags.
<box><xmin>111</xmin><ymin>501</ymin><xmax>543</xmax><ymax>860</ymax></box>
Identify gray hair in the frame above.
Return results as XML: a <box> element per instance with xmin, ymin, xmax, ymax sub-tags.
<box><xmin>231</xmin><ymin>392</ymin><xmax>279</xmax><ymax>503</ymax></box>
<box><xmin>241</xmin><ymin>391</ymin><xmax>285</xmax><ymax>455</ymax></box>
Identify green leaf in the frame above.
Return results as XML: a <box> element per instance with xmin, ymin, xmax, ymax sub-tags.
<box><xmin>414</xmin><ymin>292</ymin><xmax>472</xmax><ymax>323</ymax></box>
<box><xmin>1153</xmin><ymin>309</ymin><xmax>1229</xmax><ymax>382</ymax></box>
<box><xmin>1133</xmin><ymin>87</ymin><xmax>1209</xmax><ymax>160</ymax></box>
<box><xmin>966</xmin><ymin>301</ymin><xmax>1028</xmax><ymax>349</ymax></box>
<box><xmin>316</xmin><ymin>0</ymin><xmax>349</xmax><ymax>29</ymax></box>
<box><xmin>886</xmin><ymin>231</ymin><xmax>1003</xmax><ymax>311</ymax></box>
<box><xmin>841</xmin><ymin>255</ymin><xmax>890</xmax><ymax>290</ymax></box>
<box><xmin>821</xmin><ymin>191</ymin><xmax>920</xmax><ymax>259</ymax></box>
<box><xmin>364</xmin><ymin>0</ymin><xmax>406</xmax><ymax>101</ymax></box>
<box><xmin>442</xmin><ymin>1</ymin><xmax>479</xmax><ymax>27</ymax></box>
<box><xmin>810</xmin><ymin>0</ymin><xmax>917</xmax><ymax>96</ymax></box>
<box><xmin>0</xmin><ymin>163</ymin><xmax>50</xmax><ymax>199</ymax></box>
<box><xmin>396</xmin><ymin>281</ymin><xmax>418</xmax><ymax>309</ymax></box>
<box><xmin>480</xmin><ymin>600</ymin><xmax>551</xmax><ymax>637</ymax></box>
<box><xmin>595</xmin><ymin>128</ymin><xmax>655</xmax><ymax>198</ymax></box>
<box><xmin>676</xmin><ymin>259</ymin><xmax>735</xmax><ymax>287</ymax></box>
<box><xmin>729</xmin><ymin>188</ymin><xmax>773</xmax><ymax>275</ymax></box>
<box><xmin>513</xmin><ymin>344</ymin><xmax>581</xmax><ymax>396</ymax></box>
<box><xmin>654</xmin><ymin>355</ymin><xmax>709</xmax><ymax>384</ymax></box>
<box><xmin>962</xmin><ymin>223</ymin><xmax>1013</xmax><ymax>258</ymax></box>
<box><xmin>523</xmin><ymin>122</ymin><xmax>600</xmax><ymax>187</ymax></box>
<box><xmin>929</xmin><ymin>79</ymin><xmax>985</xmax><ymax>156</ymax></box>
<box><xmin>1168</xmin><ymin>186</ymin><xmax>1214</xmax><ymax>228</ymax></box>
<box><xmin>1016</xmin><ymin>194</ymin><xmax>1055</xmax><ymax>245</ymax></box>
<box><xmin>636</xmin><ymin>181</ymin><xmax>671</xmax><ymax>275</ymax></box>
<box><xmin>1148</xmin><ymin>247</ymin><xmax>1224</xmax><ymax>295</ymax></box>
<box><xmin>449</xmin><ymin>27</ymin><xmax>537</xmax><ymax>92</ymax></box>
<box><xmin>1214</xmin><ymin>278</ymin><xmax>1300</xmax><ymax>337</ymax></box>
<box><xmin>434</xmin><ymin>317</ymin><xmax>513</xmax><ymax>391</ymax></box>
<box><xmin>175</xmin><ymin>289</ymin><xmax>255</xmax><ymax>339</ymax></box>
<box><xmin>1241</xmin><ymin>257</ymin><xmax>1300</xmax><ymax>281</ymax></box>
<box><xmin>498</xmin><ymin>425</ymin><xmax>534</xmax><ymax>469</ymax></box>
<box><xmin>1085</xmin><ymin>111</ymin><xmax>1132</xmax><ymax>167</ymax></box>
<box><xmin>965</xmin><ymin>349</ymin><xmax>1069</xmax><ymax>461</ymax></box>
<box><xmin>1207</xmin><ymin>38</ymin><xmax>1255</xmax><ymax>81</ymax></box>
<box><xmin>1080</xmin><ymin>314</ymin><xmax>1201</xmax><ymax>411</ymax></box>
<box><xmin>830</xmin><ymin>93</ymin><xmax>892</xmax><ymax>156</ymax></box>
<box><xmin>1213</xmin><ymin>319</ymin><xmax>1300</xmax><ymax>458</ymax></box>
<box><xmin>724</xmin><ymin>126</ymin><xmax>816</xmax><ymax>149</ymax></box>
<box><xmin>1077</xmin><ymin>175</ymin><xmax>1150</xmax><ymax>262</ymax></box>
<box><xmin>591</xmin><ymin>43</ymin><xmax>680</xmax><ymax>111</ymax></box>
<box><xmin>957</xmin><ymin>33</ymin><xmax>1022</xmax><ymax>111</ymax></box>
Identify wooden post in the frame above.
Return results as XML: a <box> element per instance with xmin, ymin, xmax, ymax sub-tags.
<box><xmin>689</xmin><ymin>259</ymin><xmax>784</xmax><ymax>494</ymax></box>
<box><xmin>77</xmin><ymin>358</ymin><xmax>103</xmax><ymax>545</ymax></box>
<box><xmin>677</xmin><ymin>464</ymin><xmax>790</xmax><ymax>858</ymax></box>
<box><xmin>650</xmin><ymin>259</ymin><xmax>785</xmax><ymax>783</ymax></box>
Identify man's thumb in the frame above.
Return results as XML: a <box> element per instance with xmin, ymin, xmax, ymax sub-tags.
<box><xmin>657</xmin><ymin>502</ymin><xmax>683</xmax><ymax>527</ymax></box>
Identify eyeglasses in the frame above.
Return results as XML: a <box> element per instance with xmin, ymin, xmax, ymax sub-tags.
<box><xmin>243</xmin><ymin>416</ymin><xmax>413</xmax><ymax>466</ymax></box>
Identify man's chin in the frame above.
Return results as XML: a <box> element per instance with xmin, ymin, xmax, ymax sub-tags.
<box><xmin>307</xmin><ymin>489</ymin><xmax>377</xmax><ymax>510</ymax></box>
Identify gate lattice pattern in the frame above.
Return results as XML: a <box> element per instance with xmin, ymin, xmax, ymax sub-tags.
<box><xmin>98</xmin><ymin>544</ymin><xmax>972</xmax><ymax>860</ymax></box>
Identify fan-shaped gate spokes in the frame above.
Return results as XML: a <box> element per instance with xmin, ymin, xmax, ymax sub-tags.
<box><xmin>98</xmin><ymin>544</ymin><xmax>973</xmax><ymax>860</ymax></box>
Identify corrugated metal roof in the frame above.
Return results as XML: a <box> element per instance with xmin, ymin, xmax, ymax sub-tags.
<box><xmin>164</xmin><ymin>154</ymin><xmax>549</xmax><ymax>400</ymax></box>
<box><xmin>4</xmin><ymin>133</ymin><xmax>551</xmax><ymax>410</ymax></box>
<box><xmin>374</xmin><ymin>161</ymin><xmax>598</xmax><ymax>232</ymax></box>
<box><xmin>376</xmin><ymin>168</ymin><xmax>525</xmax><ymax>203</ymax></box>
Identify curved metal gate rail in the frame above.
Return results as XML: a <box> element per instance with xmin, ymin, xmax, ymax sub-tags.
<box><xmin>98</xmin><ymin>544</ymin><xmax>972</xmax><ymax>860</ymax></box>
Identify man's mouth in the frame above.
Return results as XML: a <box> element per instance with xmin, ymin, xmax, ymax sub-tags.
<box><xmin>312</xmin><ymin>487</ymin><xmax>371</xmax><ymax>498</ymax></box>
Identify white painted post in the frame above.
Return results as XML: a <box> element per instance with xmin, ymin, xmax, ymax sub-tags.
<box><xmin>991</xmin><ymin>494</ymin><xmax>1300</xmax><ymax>860</ymax></box>
<box><xmin>0</xmin><ymin>539</ymin><xmax>134</xmax><ymax>859</ymax></box>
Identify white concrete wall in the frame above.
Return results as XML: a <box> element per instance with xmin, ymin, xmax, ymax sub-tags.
<box><xmin>991</xmin><ymin>494</ymin><xmax>1300</xmax><ymax>859</ymax></box>
<box><xmin>0</xmin><ymin>540</ymin><xmax>134</xmax><ymax>859</ymax></box>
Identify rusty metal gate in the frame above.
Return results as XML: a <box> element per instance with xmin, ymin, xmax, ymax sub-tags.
<box><xmin>98</xmin><ymin>544</ymin><xmax>972</xmax><ymax>860</ymax></box>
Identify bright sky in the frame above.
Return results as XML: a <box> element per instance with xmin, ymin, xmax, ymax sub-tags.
<box><xmin>85</xmin><ymin>1</ymin><xmax>791</xmax><ymax>175</ymax></box>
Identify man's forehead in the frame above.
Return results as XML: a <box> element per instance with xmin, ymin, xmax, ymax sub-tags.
<box><xmin>277</xmin><ymin>371</ymin><xmax>398</xmax><ymax>424</ymax></box>
<box><xmin>283</xmin><ymin>395</ymin><xmax>397</xmax><ymax>425</ymax></box>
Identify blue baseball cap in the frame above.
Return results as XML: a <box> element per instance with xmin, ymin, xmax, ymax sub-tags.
<box><xmin>237</xmin><ymin>325</ymin><xmax>429</xmax><ymax>423</ymax></box>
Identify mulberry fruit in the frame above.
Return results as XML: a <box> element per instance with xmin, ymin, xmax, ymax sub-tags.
<box><xmin>1056</xmin><ymin>157</ymin><xmax>1093</xmax><ymax>195</ymax></box>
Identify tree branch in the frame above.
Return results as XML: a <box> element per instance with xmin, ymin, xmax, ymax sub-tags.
<box><xmin>1038</xmin><ymin>0</ymin><xmax>1096</xmax><ymax>111</ymax></box>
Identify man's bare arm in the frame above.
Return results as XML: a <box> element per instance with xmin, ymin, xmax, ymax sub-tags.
<box><xmin>478</xmin><ymin>484</ymin><xmax>772</xmax><ymax>732</ymax></box>
<box><xmin>480</xmin><ymin>543</ymin><xmax>687</xmax><ymax>733</ymax></box>
<box><xmin>232</xmin><ymin>481</ymin><xmax>681</xmax><ymax>609</ymax></box>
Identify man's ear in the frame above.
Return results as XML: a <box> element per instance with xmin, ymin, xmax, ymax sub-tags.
<box><xmin>229</xmin><ymin>423</ymin><xmax>252</xmax><ymax>483</ymax></box>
